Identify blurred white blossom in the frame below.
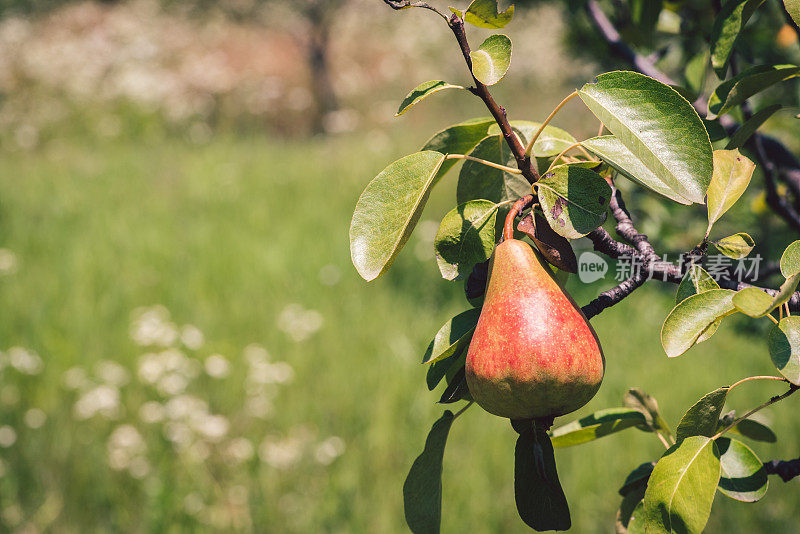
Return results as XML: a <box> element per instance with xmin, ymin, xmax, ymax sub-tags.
<box><xmin>259</xmin><ymin>438</ymin><xmax>302</xmax><ymax>470</ymax></box>
<box><xmin>130</xmin><ymin>306</ymin><xmax>179</xmax><ymax>347</ymax></box>
<box><xmin>108</xmin><ymin>425</ymin><xmax>148</xmax><ymax>477</ymax></box>
<box><xmin>180</xmin><ymin>325</ymin><xmax>205</xmax><ymax>350</ymax></box>
<box><xmin>138</xmin><ymin>401</ymin><xmax>165</xmax><ymax>424</ymax></box>
<box><xmin>63</xmin><ymin>366</ymin><xmax>90</xmax><ymax>390</ymax></box>
<box><xmin>74</xmin><ymin>385</ymin><xmax>120</xmax><ymax>420</ymax></box>
<box><xmin>224</xmin><ymin>437</ymin><xmax>254</xmax><ymax>464</ymax></box>
<box><xmin>277</xmin><ymin>304</ymin><xmax>323</xmax><ymax>342</ymax></box>
<box><xmin>0</xmin><ymin>426</ymin><xmax>16</xmax><ymax>448</ymax></box>
<box><xmin>0</xmin><ymin>249</ymin><xmax>18</xmax><ymax>275</ymax></box>
<box><xmin>204</xmin><ymin>354</ymin><xmax>230</xmax><ymax>379</ymax></box>
<box><xmin>95</xmin><ymin>360</ymin><xmax>130</xmax><ymax>387</ymax></box>
<box><xmin>314</xmin><ymin>436</ymin><xmax>346</xmax><ymax>466</ymax></box>
<box><xmin>23</xmin><ymin>409</ymin><xmax>46</xmax><ymax>429</ymax></box>
<box><xmin>8</xmin><ymin>347</ymin><xmax>44</xmax><ymax>375</ymax></box>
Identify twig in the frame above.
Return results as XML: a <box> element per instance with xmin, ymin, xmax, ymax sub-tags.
<box><xmin>764</xmin><ymin>457</ymin><xmax>800</xmax><ymax>482</ymax></box>
<box><xmin>380</xmin><ymin>0</ymin><xmax>448</xmax><ymax>20</ymax></box>
<box><xmin>713</xmin><ymin>384</ymin><xmax>800</xmax><ymax>440</ymax></box>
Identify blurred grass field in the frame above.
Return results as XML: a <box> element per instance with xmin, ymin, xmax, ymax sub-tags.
<box><xmin>0</xmin><ymin>124</ymin><xmax>798</xmax><ymax>532</ymax></box>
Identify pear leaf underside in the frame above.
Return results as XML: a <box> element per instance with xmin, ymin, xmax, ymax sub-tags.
<box><xmin>661</xmin><ymin>289</ymin><xmax>737</xmax><ymax>357</ymax></box>
<box><xmin>676</xmin><ymin>387</ymin><xmax>730</xmax><ymax>443</ymax></box>
<box><xmin>457</xmin><ymin>135</ymin><xmax>530</xmax><ymax>204</ymax></box>
<box><xmin>716</xmin><ymin>436</ymin><xmax>768</xmax><ymax>502</ymax></box>
<box><xmin>435</xmin><ymin>200</ymin><xmax>501</xmax><ymax>281</ymax></box>
<box><xmin>396</xmin><ymin>81</ymin><xmax>465</xmax><ymax>117</ymax></box>
<box><xmin>768</xmin><ymin>315</ymin><xmax>800</xmax><ymax>385</ymax></box>
<box><xmin>537</xmin><ymin>165</ymin><xmax>611</xmax><ymax>239</ymax></box>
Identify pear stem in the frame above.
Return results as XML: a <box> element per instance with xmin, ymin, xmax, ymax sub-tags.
<box><xmin>503</xmin><ymin>195</ymin><xmax>535</xmax><ymax>241</ymax></box>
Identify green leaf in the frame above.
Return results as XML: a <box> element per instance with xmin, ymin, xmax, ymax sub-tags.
<box><xmin>619</xmin><ymin>462</ymin><xmax>656</xmax><ymax>496</ymax></box>
<box><xmin>448</xmin><ymin>6</ymin><xmax>463</xmax><ymax>18</ymax></box>
<box><xmin>581</xmin><ymin>136</ymin><xmax>692</xmax><ymax>204</ymax></box>
<box><xmin>403</xmin><ymin>411</ymin><xmax>454</xmax><ymax>534</ymax></box>
<box><xmin>779</xmin><ymin>240</ymin><xmax>800</xmax><ymax>278</ymax></box>
<box><xmin>768</xmin><ymin>315</ymin><xmax>800</xmax><ymax>385</ymax></box>
<box><xmin>705</xmin><ymin>149</ymin><xmax>755</xmax><ymax>234</ymax></box>
<box><xmin>470</xmin><ymin>34</ymin><xmax>512</xmax><ymax>86</ymax></box>
<box><xmin>676</xmin><ymin>387</ymin><xmax>730</xmax><ymax>442</ymax></box>
<box><xmin>661</xmin><ymin>289</ymin><xmax>737</xmax><ymax>357</ymax></box>
<box><xmin>536</xmin><ymin>165</ymin><xmax>611</xmax><ymax>239</ymax></box>
<box><xmin>426</xmin><ymin>346</ymin><xmax>467</xmax><ymax>390</ymax></box>
<box><xmin>422</xmin><ymin>118</ymin><xmax>495</xmax><ymax>180</ymax></box>
<box><xmin>578</xmin><ymin>71</ymin><xmax>713</xmax><ymax>204</ymax></box>
<box><xmin>422</xmin><ymin>308</ymin><xmax>481</xmax><ymax>365</ymax></box>
<box><xmin>786</xmin><ymin>0</ymin><xmax>800</xmax><ymax>27</ymax></box>
<box><xmin>639</xmin><ymin>436</ymin><xmax>721</xmax><ymax>534</ymax></box>
<box><xmin>464</xmin><ymin>0</ymin><xmax>515</xmax><ymax>28</ymax></box>
<box><xmin>725</xmin><ymin>104</ymin><xmax>782</xmax><ymax>149</ymax></box>
<box><xmin>350</xmin><ymin>151</ymin><xmax>446</xmax><ymax>281</ymax></box>
<box><xmin>489</xmin><ymin>120</ymin><xmax>577</xmax><ymax>157</ymax></box>
<box><xmin>712</xmin><ymin>233</ymin><xmax>755</xmax><ymax>260</ymax></box>
<box><xmin>439</xmin><ymin>366</ymin><xmax>472</xmax><ymax>403</ymax></box>
<box><xmin>396</xmin><ymin>81</ymin><xmax>465</xmax><ymax>117</ymax></box>
<box><xmin>550</xmin><ymin>408</ymin><xmax>647</xmax><ymax>448</ymax></box>
<box><xmin>457</xmin><ymin>135</ymin><xmax>529</xmax><ymax>204</ymax></box>
<box><xmin>685</xmin><ymin>51</ymin><xmax>710</xmax><ymax>96</ymax></box>
<box><xmin>435</xmin><ymin>201</ymin><xmax>501</xmax><ymax>280</ymax></box>
<box><xmin>732</xmin><ymin>274</ymin><xmax>800</xmax><ymax>317</ymax></box>
<box><xmin>515</xmin><ymin>424</ymin><xmax>571</xmax><ymax>531</ymax></box>
<box><xmin>617</xmin><ymin>485</ymin><xmax>647</xmax><ymax>534</ymax></box>
<box><xmin>730</xmin><ymin>419</ymin><xmax>777</xmax><ymax>443</ymax></box>
<box><xmin>709</xmin><ymin>0</ymin><xmax>766</xmax><ymax>78</ymax></box>
<box><xmin>677</xmin><ymin>265</ymin><xmax>720</xmax><ymax>304</ymax></box>
<box><xmin>624</xmin><ymin>388</ymin><xmax>672</xmax><ymax>435</ymax></box>
<box><xmin>716</xmin><ymin>437</ymin><xmax>769</xmax><ymax>502</ymax></box>
<box><xmin>707</xmin><ymin>64</ymin><xmax>800</xmax><ymax>119</ymax></box>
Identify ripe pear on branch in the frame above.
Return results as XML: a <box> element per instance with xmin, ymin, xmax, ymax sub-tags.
<box><xmin>466</xmin><ymin>197</ymin><xmax>605</xmax><ymax>421</ymax></box>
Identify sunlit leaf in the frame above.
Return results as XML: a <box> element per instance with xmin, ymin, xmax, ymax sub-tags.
<box><xmin>464</xmin><ymin>0</ymin><xmax>515</xmax><ymax>28</ymax></box>
<box><xmin>426</xmin><ymin>346</ymin><xmax>467</xmax><ymax>390</ymax></box>
<box><xmin>661</xmin><ymin>289</ymin><xmax>737</xmax><ymax>357</ymax></box>
<box><xmin>712</xmin><ymin>233</ymin><xmax>755</xmax><ymax>260</ymax></box>
<box><xmin>732</xmin><ymin>274</ymin><xmax>800</xmax><ymax>317</ymax></box>
<box><xmin>396</xmin><ymin>81</ymin><xmax>465</xmax><ymax>117</ymax></box>
<box><xmin>779</xmin><ymin>240</ymin><xmax>800</xmax><ymax>278</ymax></box>
<box><xmin>676</xmin><ymin>387</ymin><xmax>730</xmax><ymax>442</ymax></box>
<box><xmin>676</xmin><ymin>265</ymin><xmax>720</xmax><ymax>304</ymax></box>
<box><xmin>489</xmin><ymin>120</ymin><xmax>576</xmax><ymax>157</ymax></box>
<box><xmin>350</xmin><ymin>152</ymin><xmax>446</xmax><ymax>281</ymax></box>
<box><xmin>581</xmin><ymin>136</ymin><xmax>692</xmax><ymax>204</ymax></box>
<box><xmin>422</xmin><ymin>118</ymin><xmax>495</xmax><ymax>180</ymax></box>
<box><xmin>457</xmin><ymin>135</ymin><xmax>529</xmax><ymax>204</ymax></box>
<box><xmin>786</xmin><ymin>0</ymin><xmax>800</xmax><ymax>27</ymax></box>
<box><xmin>768</xmin><ymin>315</ymin><xmax>800</xmax><ymax>385</ymax></box>
<box><xmin>726</xmin><ymin>104</ymin><xmax>782</xmax><ymax>149</ymax></box>
<box><xmin>550</xmin><ymin>408</ymin><xmax>647</xmax><ymax>447</ymax></box>
<box><xmin>578</xmin><ymin>71</ymin><xmax>713</xmax><ymax>203</ymax></box>
<box><xmin>709</xmin><ymin>0</ymin><xmax>766</xmax><ymax>78</ymax></box>
<box><xmin>470</xmin><ymin>34</ymin><xmax>512</xmax><ymax>86</ymax></box>
<box><xmin>515</xmin><ymin>424</ymin><xmax>571</xmax><ymax>531</ymax></box>
<box><xmin>706</xmin><ymin>149</ymin><xmax>755</xmax><ymax>234</ymax></box>
<box><xmin>536</xmin><ymin>165</ymin><xmax>611</xmax><ymax>239</ymax></box>
<box><xmin>422</xmin><ymin>308</ymin><xmax>480</xmax><ymax>365</ymax></box>
<box><xmin>403</xmin><ymin>411</ymin><xmax>454</xmax><ymax>534</ymax></box>
<box><xmin>707</xmin><ymin>64</ymin><xmax>800</xmax><ymax>119</ymax></box>
<box><xmin>716</xmin><ymin>436</ymin><xmax>768</xmax><ymax>502</ymax></box>
<box><xmin>638</xmin><ymin>436</ymin><xmax>721</xmax><ymax>534</ymax></box>
<box><xmin>435</xmin><ymin>200</ymin><xmax>501</xmax><ymax>280</ymax></box>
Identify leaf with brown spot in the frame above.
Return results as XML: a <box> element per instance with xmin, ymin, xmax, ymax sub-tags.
<box><xmin>518</xmin><ymin>213</ymin><xmax>578</xmax><ymax>273</ymax></box>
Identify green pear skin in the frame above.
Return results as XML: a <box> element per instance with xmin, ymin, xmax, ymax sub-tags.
<box><xmin>466</xmin><ymin>239</ymin><xmax>605</xmax><ymax>419</ymax></box>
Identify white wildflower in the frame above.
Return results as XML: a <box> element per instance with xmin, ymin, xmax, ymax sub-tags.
<box><xmin>259</xmin><ymin>438</ymin><xmax>302</xmax><ymax>469</ymax></box>
<box><xmin>314</xmin><ymin>437</ymin><xmax>346</xmax><ymax>466</ymax></box>
<box><xmin>130</xmin><ymin>306</ymin><xmax>179</xmax><ymax>347</ymax></box>
<box><xmin>165</xmin><ymin>395</ymin><xmax>207</xmax><ymax>420</ymax></box>
<box><xmin>244</xmin><ymin>394</ymin><xmax>273</xmax><ymax>419</ymax></box>
<box><xmin>244</xmin><ymin>344</ymin><xmax>269</xmax><ymax>365</ymax></box>
<box><xmin>0</xmin><ymin>249</ymin><xmax>18</xmax><ymax>275</ymax></box>
<box><xmin>74</xmin><ymin>385</ymin><xmax>120</xmax><ymax>420</ymax></box>
<box><xmin>95</xmin><ymin>360</ymin><xmax>130</xmax><ymax>386</ymax></box>
<box><xmin>8</xmin><ymin>347</ymin><xmax>43</xmax><ymax>375</ymax></box>
<box><xmin>180</xmin><ymin>324</ymin><xmax>204</xmax><ymax>350</ymax></box>
<box><xmin>156</xmin><ymin>372</ymin><xmax>189</xmax><ymax>396</ymax></box>
<box><xmin>138</xmin><ymin>401</ymin><xmax>165</xmax><ymax>424</ymax></box>
<box><xmin>224</xmin><ymin>438</ymin><xmax>254</xmax><ymax>464</ymax></box>
<box><xmin>23</xmin><ymin>409</ymin><xmax>46</xmax><ymax>429</ymax></box>
<box><xmin>63</xmin><ymin>366</ymin><xmax>90</xmax><ymax>390</ymax></box>
<box><xmin>0</xmin><ymin>426</ymin><xmax>16</xmax><ymax>447</ymax></box>
<box><xmin>192</xmin><ymin>415</ymin><xmax>229</xmax><ymax>443</ymax></box>
<box><xmin>277</xmin><ymin>304</ymin><xmax>323</xmax><ymax>342</ymax></box>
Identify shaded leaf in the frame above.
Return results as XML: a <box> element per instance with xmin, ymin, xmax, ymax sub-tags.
<box><xmin>422</xmin><ymin>118</ymin><xmax>495</xmax><ymax>179</ymax></box>
<box><xmin>550</xmin><ymin>408</ymin><xmax>647</xmax><ymax>448</ymax></box>
<box><xmin>685</xmin><ymin>50</ymin><xmax>710</xmax><ymax>96</ymax></box>
<box><xmin>489</xmin><ymin>120</ymin><xmax>577</xmax><ymax>157</ymax></box>
<box><xmin>730</xmin><ymin>418</ymin><xmax>777</xmax><ymax>443</ymax></box>
<box><xmin>403</xmin><ymin>411</ymin><xmax>454</xmax><ymax>534</ymax></box>
<box><xmin>578</xmin><ymin>71</ymin><xmax>713</xmax><ymax>203</ymax></box>
<box><xmin>676</xmin><ymin>387</ymin><xmax>730</xmax><ymax>442</ymax></box>
<box><xmin>726</xmin><ymin>104</ymin><xmax>782</xmax><ymax>149</ymax></box>
<box><xmin>716</xmin><ymin>436</ymin><xmax>769</xmax><ymax>502</ymax></box>
<box><xmin>712</xmin><ymin>233</ymin><xmax>755</xmax><ymax>260</ymax></box>
<box><xmin>619</xmin><ymin>462</ymin><xmax>656</xmax><ymax>496</ymax></box>
<box><xmin>537</xmin><ymin>165</ymin><xmax>611</xmax><ymax>239</ymax></box>
<box><xmin>351</xmin><ymin>152</ymin><xmax>446</xmax><ymax>281</ymax></box>
<box><xmin>677</xmin><ymin>265</ymin><xmax>720</xmax><ymax>304</ymax></box>
<box><xmin>517</xmin><ymin>212</ymin><xmax>578</xmax><ymax>272</ymax></box>
<box><xmin>463</xmin><ymin>260</ymin><xmax>489</xmax><ymax>307</ymax></box>
<box><xmin>515</xmin><ymin>424</ymin><xmax>571</xmax><ymax>531</ymax></box>
<box><xmin>779</xmin><ymin>239</ymin><xmax>800</xmax><ymax>278</ymax></box>
<box><xmin>439</xmin><ymin>366</ymin><xmax>472</xmax><ymax>403</ymax></box>
<box><xmin>616</xmin><ymin>484</ymin><xmax>647</xmax><ymax>534</ymax></box>
<box><xmin>638</xmin><ymin>436</ymin><xmax>721</xmax><ymax>534</ymax></box>
<box><xmin>707</xmin><ymin>64</ymin><xmax>800</xmax><ymax>119</ymax></box>
<box><xmin>396</xmin><ymin>81</ymin><xmax>465</xmax><ymax>117</ymax></box>
<box><xmin>709</xmin><ymin>0</ymin><xmax>766</xmax><ymax>78</ymax></box>
<box><xmin>435</xmin><ymin>200</ymin><xmax>501</xmax><ymax>280</ymax></box>
<box><xmin>705</xmin><ymin>149</ymin><xmax>755</xmax><ymax>234</ymax></box>
<box><xmin>768</xmin><ymin>315</ymin><xmax>800</xmax><ymax>385</ymax></box>
<box><xmin>426</xmin><ymin>346</ymin><xmax>467</xmax><ymax>390</ymax></box>
<box><xmin>422</xmin><ymin>308</ymin><xmax>480</xmax><ymax>365</ymax></box>
<box><xmin>457</xmin><ymin>135</ymin><xmax>529</xmax><ymax>204</ymax></box>
<box><xmin>732</xmin><ymin>274</ymin><xmax>800</xmax><ymax>317</ymax></box>
<box><xmin>661</xmin><ymin>289</ymin><xmax>737</xmax><ymax>357</ymax></box>
<box><xmin>581</xmin><ymin>135</ymin><xmax>692</xmax><ymax>204</ymax></box>
<box><xmin>464</xmin><ymin>0</ymin><xmax>515</xmax><ymax>28</ymax></box>
<box><xmin>624</xmin><ymin>388</ymin><xmax>672</xmax><ymax>435</ymax></box>
<box><xmin>470</xmin><ymin>34</ymin><xmax>512</xmax><ymax>86</ymax></box>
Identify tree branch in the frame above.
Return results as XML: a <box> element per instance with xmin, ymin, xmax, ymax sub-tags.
<box><xmin>764</xmin><ymin>457</ymin><xmax>800</xmax><ymax>482</ymax></box>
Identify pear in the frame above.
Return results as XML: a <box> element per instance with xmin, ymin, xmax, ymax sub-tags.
<box><xmin>466</xmin><ymin>238</ymin><xmax>604</xmax><ymax>420</ymax></box>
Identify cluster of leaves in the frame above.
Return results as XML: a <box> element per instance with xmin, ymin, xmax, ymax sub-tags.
<box><xmin>353</xmin><ymin>0</ymin><xmax>800</xmax><ymax>532</ymax></box>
